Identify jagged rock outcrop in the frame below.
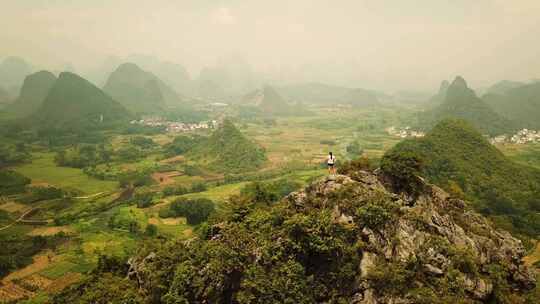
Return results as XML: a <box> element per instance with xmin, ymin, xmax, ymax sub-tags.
<box><xmin>127</xmin><ymin>252</ymin><xmax>156</xmax><ymax>292</ymax></box>
<box><xmin>293</xmin><ymin>173</ymin><xmax>535</xmax><ymax>303</ymax></box>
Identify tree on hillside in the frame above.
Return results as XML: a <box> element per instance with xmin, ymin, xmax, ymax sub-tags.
<box><xmin>169</xmin><ymin>198</ymin><xmax>215</xmax><ymax>225</ymax></box>
<box><xmin>381</xmin><ymin>150</ymin><xmax>424</xmax><ymax>195</ymax></box>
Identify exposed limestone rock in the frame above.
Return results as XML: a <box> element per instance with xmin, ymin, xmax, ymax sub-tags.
<box><xmin>332</xmin><ymin>204</ymin><xmax>354</xmax><ymax>225</ymax></box>
<box><xmin>126</xmin><ymin>252</ymin><xmax>156</xmax><ymax>293</ymax></box>
<box><xmin>359</xmin><ymin>289</ymin><xmax>377</xmax><ymax>304</ymax></box>
<box><xmin>463</xmin><ymin>276</ymin><xmax>493</xmax><ymax>300</ymax></box>
<box><xmin>360</xmin><ymin>252</ymin><xmax>377</xmax><ymax>278</ymax></box>
<box><xmin>283</xmin><ymin>172</ymin><xmax>536</xmax><ymax>303</ymax></box>
<box><xmin>423</xmin><ymin>263</ymin><xmax>443</xmax><ymax>276</ymax></box>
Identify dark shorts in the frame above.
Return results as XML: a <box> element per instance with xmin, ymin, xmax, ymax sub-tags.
<box><xmin>327</xmin><ymin>163</ymin><xmax>334</xmax><ymax>167</ymax></box>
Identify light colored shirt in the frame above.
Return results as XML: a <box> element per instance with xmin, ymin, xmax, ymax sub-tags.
<box><xmin>327</xmin><ymin>155</ymin><xmax>336</xmax><ymax>164</ymax></box>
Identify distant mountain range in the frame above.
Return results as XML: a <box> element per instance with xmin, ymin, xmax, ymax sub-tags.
<box><xmin>484</xmin><ymin>80</ymin><xmax>526</xmax><ymax>96</ymax></box>
<box><xmin>197</xmin><ymin>79</ymin><xmax>226</xmax><ymax>101</ymax></box>
<box><xmin>149</xmin><ymin>61</ymin><xmax>192</xmax><ymax>97</ymax></box>
<box><xmin>125</xmin><ymin>54</ymin><xmax>193</xmax><ymax>97</ymax></box>
<box><xmin>418</xmin><ymin>76</ymin><xmax>516</xmax><ymax>135</ymax></box>
<box><xmin>241</xmin><ymin>86</ymin><xmax>292</xmax><ymax>113</ymax></box>
<box><xmin>482</xmin><ymin>81</ymin><xmax>540</xmax><ymax>129</ymax></box>
<box><xmin>276</xmin><ymin>82</ymin><xmax>379</xmax><ymax>106</ymax></box>
<box><xmin>103</xmin><ymin>62</ymin><xmax>187</xmax><ymax>113</ymax></box>
<box><xmin>5</xmin><ymin>71</ymin><xmax>57</xmax><ymax>117</ymax></box>
<box><xmin>197</xmin><ymin>56</ymin><xmax>259</xmax><ymax>98</ymax></box>
<box><xmin>32</xmin><ymin>72</ymin><xmax>131</xmax><ymax>130</ymax></box>
<box><xmin>277</xmin><ymin>82</ymin><xmax>351</xmax><ymax>104</ymax></box>
<box><xmin>340</xmin><ymin>88</ymin><xmax>380</xmax><ymax>106</ymax></box>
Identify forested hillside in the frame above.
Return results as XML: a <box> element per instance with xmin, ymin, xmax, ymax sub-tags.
<box><xmin>383</xmin><ymin>118</ymin><xmax>540</xmax><ymax>236</ymax></box>
<box><xmin>191</xmin><ymin>119</ymin><xmax>266</xmax><ymax>172</ymax></box>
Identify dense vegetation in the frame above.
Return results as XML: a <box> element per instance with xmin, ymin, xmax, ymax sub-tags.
<box><xmin>163</xmin><ymin>135</ymin><xmax>203</xmax><ymax>157</ymax></box>
<box><xmin>192</xmin><ymin>119</ymin><xmax>267</xmax><ymax>172</ymax></box>
<box><xmin>418</xmin><ymin>77</ymin><xmax>517</xmax><ymax>136</ymax></box>
<box><xmin>0</xmin><ymin>170</ymin><xmax>31</xmax><ymax>195</ymax></box>
<box><xmin>54</xmin><ymin>139</ymin><xmax>154</xmax><ymax>170</ymax></box>
<box><xmin>383</xmin><ymin>118</ymin><xmax>540</xmax><ymax>236</ymax></box>
<box><xmin>0</xmin><ymin>141</ymin><xmax>30</xmax><ymax>167</ymax></box>
<box><xmin>161</xmin><ymin>198</ymin><xmax>215</xmax><ymax>225</ymax></box>
<box><xmin>239</xmin><ymin>178</ymin><xmax>302</xmax><ymax>204</ymax></box>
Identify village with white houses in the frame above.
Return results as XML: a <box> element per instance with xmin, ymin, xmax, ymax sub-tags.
<box><xmin>130</xmin><ymin>116</ymin><xmax>219</xmax><ymax>133</ymax></box>
<box><xmin>385</xmin><ymin>126</ymin><xmax>425</xmax><ymax>138</ymax></box>
<box><xmin>386</xmin><ymin>125</ymin><xmax>540</xmax><ymax>146</ymax></box>
<box><xmin>490</xmin><ymin>128</ymin><xmax>540</xmax><ymax>145</ymax></box>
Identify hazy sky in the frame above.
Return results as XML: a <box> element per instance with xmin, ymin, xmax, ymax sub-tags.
<box><xmin>1</xmin><ymin>0</ymin><xmax>539</xmax><ymax>91</ymax></box>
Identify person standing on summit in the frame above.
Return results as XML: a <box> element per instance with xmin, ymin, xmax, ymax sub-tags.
<box><xmin>327</xmin><ymin>152</ymin><xmax>336</xmax><ymax>175</ymax></box>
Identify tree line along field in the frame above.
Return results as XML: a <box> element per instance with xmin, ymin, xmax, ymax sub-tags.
<box><xmin>13</xmin><ymin>152</ymin><xmax>118</xmax><ymax>194</ymax></box>
<box><xmin>2</xmin><ymin>105</ymin><xmax>539</xmax><ymax>302</ymax></box>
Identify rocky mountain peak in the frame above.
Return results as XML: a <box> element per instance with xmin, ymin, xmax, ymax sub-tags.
<box><xmin>439</xmin><ymin>80</ymin><xmax>450</xmax><ymax>94</ymax></box>
<box><xmin>450</xmin><ymin>76</ymin><xmax>468</xmax><ymax>90</ymax></box>
<box><xmin>284</xmin><ymin>171</ymin><xmax>536</xmax><ymax>302</ymax></box>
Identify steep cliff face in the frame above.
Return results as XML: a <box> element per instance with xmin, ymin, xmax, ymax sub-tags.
<box><xmin>119</xmin><ymin>170</ymin><xmax>536</xmax><ymax>303</ymax></box>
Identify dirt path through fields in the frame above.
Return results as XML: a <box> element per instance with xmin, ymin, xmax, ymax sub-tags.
<box><xmin>74</xmin><ymin>191</ymin><xmax>106</xmax><ymax>199</ymax></box>
<box><xmin>0</xmin><ymin>207</ymin><xmax>39</xmax><ymax>231</ymax></box>
<box><xmin>523</xmin><ymin>241</ymin><xmax>540</xmax><ymax>266</ymax></box>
